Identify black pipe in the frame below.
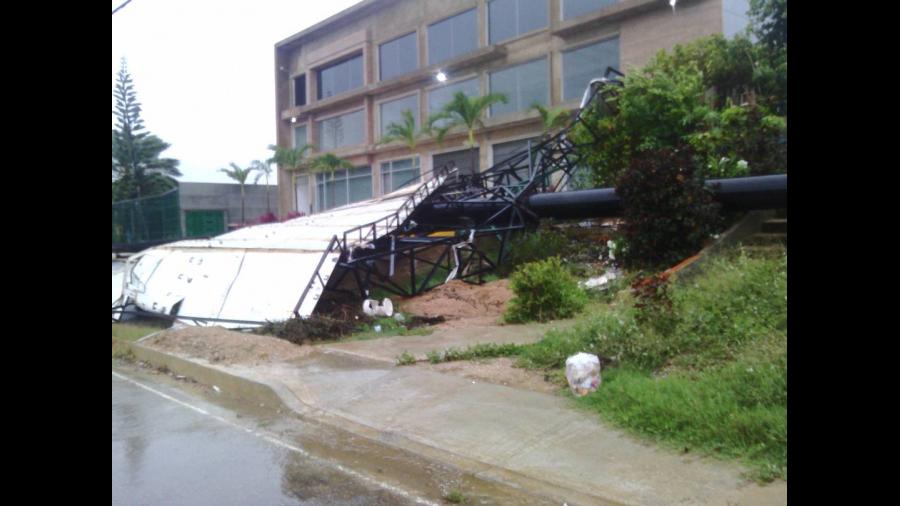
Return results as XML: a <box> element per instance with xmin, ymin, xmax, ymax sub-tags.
<box><xmin>526</xmin><ymin>174</ymin><xmax>786</xmax><ymax>220</ymax></box>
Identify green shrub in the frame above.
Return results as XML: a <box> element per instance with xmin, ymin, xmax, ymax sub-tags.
<box><xmin>504</xmin><ymin>257</ymin><xmax>587</xmax><ymax>323</ymax></box>
<box><xmin>570</xmin><ymin>34</ymin><xmax>787</xmax><ymax>188</ymax></box>
<box><xmin>616</xmin><ymin>146</ymin><xmax>721</xmax><ymax>269</ymax></box>
<box><xmin>396</xmin><ymin>351</ymin><xmax>416</xmax><ymax>366</ymax></box>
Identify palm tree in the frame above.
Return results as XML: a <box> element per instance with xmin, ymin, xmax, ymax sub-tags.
<box><xmin>531</xmin><ymin>102</ymin><xmax>573</xmax><ymax>137</ymax></box>
<box><xmin>378</xmin><ymin>109</ymin><xmax>420</xmax><ymax>152</ymax></box>
<box><xmin>267</xmin><ymin>144</ymin><xmax>310</xmax><ymax>173</ymax></box>
<box><xmin>423</xmin><ymin>111</ymin><xmax>453</xmax><ymax>150</ymax></box>
<box><xmin>250</xmin><ymin>160</ymin><xmax>273</xmax><ymax>214</ymax></box>
<box><xmin>219</xmin><ymin>162</ymin><xmax>254</xmax><ymax>225</ymax></box>
<box><xmin>309</xmin><ymin>154</ymin><xmax>354</xmax><ymax>210</ymax></box>
<box><xmin>438</xmin><ymin>91</ymin><xmax>508</xmax><ymax>175</ymax></box>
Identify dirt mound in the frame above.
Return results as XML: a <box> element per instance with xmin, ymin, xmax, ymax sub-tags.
<box><xmin>399</xmin><ymin>279</ymin><xmax>512</xmax><ymax>320</ymax></box>
<box><xmin>143</xmin><ymin>326</ymin><xmax>313</xmax><ymax>365</ymax></box>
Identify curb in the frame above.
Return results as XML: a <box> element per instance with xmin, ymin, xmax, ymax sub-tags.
<box><xmin>114</xmin><ymin>338</ymin><xmax>624</xmax><ymax>506</ymax></box>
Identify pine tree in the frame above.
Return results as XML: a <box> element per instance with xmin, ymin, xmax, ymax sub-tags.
<box><xmin>112</xmin><ymin>58</ymin><xmax>181</xmax><ymax>201</ymax></box>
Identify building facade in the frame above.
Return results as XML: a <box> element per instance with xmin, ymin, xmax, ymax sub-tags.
<box><xmin>274</xmin><ymin>0</ymin><xmax>749</xmax><ymax>216</ymax></box>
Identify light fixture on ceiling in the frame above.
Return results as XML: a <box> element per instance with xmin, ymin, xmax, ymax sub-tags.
<box><xmin>291</xmin><ymin>117</ymin><xmax>297</xmax><ymax>123</ymax></box>
<box><xmin>435</xmin><ymin>71</ymin><xmax>447</xmax><ymax>83</ymax></box>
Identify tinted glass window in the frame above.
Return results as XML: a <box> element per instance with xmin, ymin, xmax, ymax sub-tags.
<box><xmin>562</xmin><ymin>37</ymin><xmax>619</xmax><ymax>101</ymax></box>
<box><xmin>317</xmin><ymin>55</ymin><xmax>364</xmax><ymax>99</ymax></box>
<box><xmin>316</xmin><ymin>166</ymin><xmax>372</xmax><ymax>211</ymax></box>
<box><xmin>380</xmin><ymin>95</ymin><xmax>419</xmax><ymax>138</ymax></box>
<box><xmin>428</xmin><ymin>9</ymin><xmax>478</xmax><ymax>65</ymax></box>
<box><xmin>489</xmin><ymin>57</ymin><xmax>548</xmax><ymax>117</ymax></box>
<box><xmin>381</xmin><ymin>157</ymin><xmax>421</xmax><ymax>194</ymax></box>
<box><xmin>428</xmin><ymin>77</ymin><xmax>479</xmax><ymax>128</ymax></box>
<box><xmin>316</xmin><ymin>109</ymin><xmax>365</xmax><ymax>151</ymax></box>
<box><xmin>380</xmin><ymin>32</ymin><xmax>418</xmax><ymax>81</ymax></box>
<box><xmin>292</xmin><ymin>125</ymin><xmax>308</xmax><ymax>149</ymax></box>
<box><xmin>562</xmin><ymin>0</ymin><xmax>618</xmax><ymax>20</ymax></box>
<box><xmin>489</xmin><ymin>0</ymin><xmax>548</xmax><ymax>45</ymax></box>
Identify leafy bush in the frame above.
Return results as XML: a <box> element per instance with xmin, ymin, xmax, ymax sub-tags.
<box><xmin>396</xmin><ymin>351</ymin><xmax>416</xmax><ymax>366</ymax></box>
<box><xmin>504</xmin><ymin>257</ymin><xmax>587</xmax><ymax>323</ymax></box>
<box><xmin>616</xmin><ymin>146</ymin><xmax>721</xmax><ymax>269</ymax></box>
<box><xmin>571</xmin><ymin>34</ymin><xmax>787</xmax><ymax>188</ymax></box>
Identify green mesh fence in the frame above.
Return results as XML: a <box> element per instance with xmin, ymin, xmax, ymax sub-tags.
<box><xmin>112</xmin><ymin>188</ymin><xmax>183</xmax><ymax>245</ymax></box>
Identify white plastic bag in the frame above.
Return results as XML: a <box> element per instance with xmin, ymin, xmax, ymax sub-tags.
<box><xmin>565</xmin><ymin>353</ymin><xmax>601</xmax><ymax>397</ymax></box>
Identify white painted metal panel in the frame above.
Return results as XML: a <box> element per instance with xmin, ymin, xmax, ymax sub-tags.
<box><xmin>115</xmin><ymin>172</ymin><xmax>447</xmax><ymax>328</ymax></box>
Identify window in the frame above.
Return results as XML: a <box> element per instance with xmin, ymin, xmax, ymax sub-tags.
<box><xmin>293</xmin><ymin>75</ymin><xmax>306</xmax><ymax>106</ymax></box>
<box><xmin>379</xmin><ymin>95</ymin><xmax>419</xmax><ymax>139</ymax></box>
<box><xmin>317</xmin><ymin>54</ymin><xmax>364</xmax><ymax>100</ymax></box>
<box><xmin>292</xmin><ymin>125</ymin><xmax>308</xmax><ymax>149</ymax></box>
<box><xmin>380</xmin><ymin>32</ymin><xmax>418</xmax><ymax>81</ymax></box>
<box><xmin>428</xmin><ymin>9</ymin><xmax>478</xmax><ymax>65</ymax></box>
<box><xmin>488</xmin><ymin>0</ymin><xmax>548</xmax><ymax>45</ymax></box>
<box><xmin>562</xmin><ymin>37</ymin><xmax>619</xmax><ymax>101</ymax></box>
<box><xmin>316</xmin><ymin>109</ymin><xmax>365</xmax><ymax>151</ymax></box>
<box><xmin>428</xmin><ymin>77</ymin><xmax>479</xmax><ymax>128</ymax></box>
<box><xmin>316</xmin><ymin>166</ymin><xmax>372</xmax><ymax>212</ymax></box>
<box><xmin>562</xmin><ymin>0</ymin><xmax>618</xmax><ymax>20</ymax></box>
<box><xmin>489</xmin><ymin>57</ymin><xmax>548</xmax><ymax>117</ymax></box>
<box><xmin>433</xmin><ymin>148</ymin><xmax>479</xmax><ymax>177</ymax></box>
<box><xmin>381</xmin><ymin>157</ymin><xmax>421</xmax><ymax>194</ymax></box>
<box><xmin>492</xmin><ymin>137</ymin><xmax>542</xmax><ymax>184</ymax></box>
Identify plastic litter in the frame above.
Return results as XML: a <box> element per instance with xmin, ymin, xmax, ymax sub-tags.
<box><xmin>393</xmin><ymin>312</ymin><xmax>406</xmax><ymax>322</ymax></box>
<box><xmin>580</xmin><ymin>268</ymin><xmax>621</xmax><ymax>290</ymax></box>
<box><xmin>362</xmin><ymin>298</ymin><xmax>394</xmax><ymax>317</ymax></box>
<box><xmin>565</xmin><ymin>353</ymin><xmax>601</xmax><ymax>397</ymax></box>
<box><xmin>374</xmin><ymin>325</ymin><xmax>382</xmax><ymax>333</ymax></box>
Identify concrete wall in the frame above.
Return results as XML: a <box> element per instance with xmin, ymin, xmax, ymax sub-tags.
<box><xmin>179</xmin><ymin>182</ymin><xmax>279</xmax><ymax>228</ymax></box>
<box><xmin>274</xmin><ymin>0</ymin><xmax>730</xmax><ymax>216</ymax></box>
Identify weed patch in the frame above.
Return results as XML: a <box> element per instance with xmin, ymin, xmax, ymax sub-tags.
<box><xmin>426</xmin><ymin>342</ymin><xmax>525</xmax><ymax>364</ymax></box>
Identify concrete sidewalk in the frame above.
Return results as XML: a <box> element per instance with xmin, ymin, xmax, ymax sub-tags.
<box><xmin>132</xmin><ymin>335</ymin><xmax>786</xmax><ymax>506</ymax></box>
<box><xmin>321</xmin><ymin>319</ymin><xmax>576</xmax><ymax>363</ymax></box>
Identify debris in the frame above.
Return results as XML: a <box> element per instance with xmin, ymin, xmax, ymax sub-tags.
<box><xmin>580</xmin><ymin>267</ymin><xmax>621</xmax><ymax>290</ymax></box>
<box><xmin>393</xmin><ymin>312</ymin><xmax>406</xmax><ymax>322</ymax></box>
<box><xmin>212</xmin><ymin>385</ymin><xmax>221</xmax><ymax>394</ymax></box>
<box><xmin>362</xmin><ymin>298</ymin><xmax>394</xmax><ymax>317</ymax></box>
<box><xmin>565</xmin><ymin>353</ymin><xmax>601</xmax><ymax>397</ymax></box>
<box><xmin>374</xmin><ymin>325</ymin><xmax>382</xmax><ymax>333</ymax></box>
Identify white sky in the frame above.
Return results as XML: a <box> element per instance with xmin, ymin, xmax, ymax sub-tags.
<box><xmin>112</xmin><ymin>0</ymin><xmax>364</xmax><ymax>184</ymax></box>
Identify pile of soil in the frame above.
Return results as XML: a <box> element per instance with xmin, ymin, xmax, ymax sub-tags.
<box><xmin>144</xmin><ymin>326</ymin><xmax>313</xmax><ymax>365</ymax></box>
<box><xmin>399</xmin><ymin>279</ymin><xmax>512</xmax><ymax>320</ymax></box>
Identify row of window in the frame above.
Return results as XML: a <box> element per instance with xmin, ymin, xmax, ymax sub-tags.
<box><xmin>299</xmin><ymin>0</ymin><xmax>620</xmax><ymax>105</ymax></box>
<box><xmin>299</xmin><ymin>137</ymin><xmax>541</xmax><ymax>213</ymax></box>
<box><xmin>295</xmin><ymin>37</ymin><xmax>619</xmax><ymax>152</ymax></box>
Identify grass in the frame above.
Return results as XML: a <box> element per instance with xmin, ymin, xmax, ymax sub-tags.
<box><xmin>425</xmin><ymin>342</ymin><xmax>525</xmax><ymax>364</ymax></box>
<box><xmin>349</xmin><ymin>316</ymin><xmax>433</xmax><ymax>341</ymax></box>
<box><xmin>111</xmin><ymin>323</ymin><xmax>165</xmax><ymax>342</ymax></box>
<box><xmin>470</xmin><ymin>247</ymin><xmax>787</xmax><ymax>481</ymax></box>
<box><xmin>442</xmin><ymin>489</ymin><xmax>469</xmax><ymax>504</ymax></box>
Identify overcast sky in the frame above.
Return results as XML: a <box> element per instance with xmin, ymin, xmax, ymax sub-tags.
<box><xmin>112</xmin><ymin>0</ymin><xmax>364</xmax><ymax>184</ymax></box>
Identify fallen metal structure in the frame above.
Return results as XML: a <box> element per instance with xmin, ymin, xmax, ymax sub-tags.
<box><xmin>113</xmin><ymin>70</ymin><xmax>786</xmax><ymax>328</ymax></box>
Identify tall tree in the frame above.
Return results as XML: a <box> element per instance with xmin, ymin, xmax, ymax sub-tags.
<box><xmin>436</xmin><ymin>91</ymin><xmax>508</xmax><ymax>175</ymax></box>
<box><xmin>250</xmin><ymin>159</ymin><xmax>273</xmax><ymax>213</ymax></box>
<box><xmin>749</xmin><ymin>0</ymin><xmax>786</xmax><ymax>52</ymax></box>
<box><xmin>112</xmin><ymin>58</ymin><xmax>181</xmax><ymax>201</ymax></box>
<box><xmin>219</xmin><ymin>162</ymin><xmax>254</xmax><ymax>225</ymax></box>
<box><xmin>267</xmin><ymin>144</ymin><xmax>310</xmax><ymax>173</ymax></box>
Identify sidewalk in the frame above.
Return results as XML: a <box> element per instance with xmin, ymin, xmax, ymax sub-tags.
<box><xmin>322</xmin><ymin>318</ymin><xmax>576</xmax><ymax>363</ymax></box>
<box><xmin>129</xmin><ymin>328</ymin><xmax>787</xmax><ymax>506</ymax></box>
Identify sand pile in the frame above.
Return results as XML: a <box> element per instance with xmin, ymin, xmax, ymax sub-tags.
<box><xmin>144</xmin><ymin>326</ymin><xmax>313</xmax><ymax>365</ymax></box>
<box><xmin>399</xmin><ymin>279</ymin><xmax>512</xmax><ymax>320</ymax></box>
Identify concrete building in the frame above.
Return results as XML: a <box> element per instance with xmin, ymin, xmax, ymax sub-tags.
<box><xmin>179</xmin><ymin>182</ymin><xmax>279</xmax><ymax>236</ymax></box>
<box><xmin>273</xmin><ymin>0</ymin><xmax>749</xmax><ymax>216</ymax></box>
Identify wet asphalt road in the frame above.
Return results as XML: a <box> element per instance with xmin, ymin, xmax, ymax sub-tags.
<box><xmin>112</xmin><ymin>372</ymin><xmax>414</xmax><ymax>506</ymax></box>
